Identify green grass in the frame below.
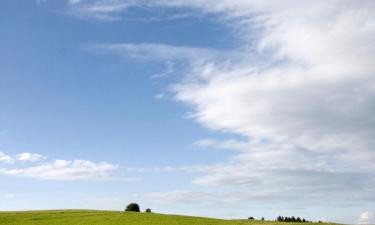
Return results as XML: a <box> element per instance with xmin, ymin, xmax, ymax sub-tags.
<box><xmin>0</xmin><ymin>210</ymin><xmax>340</xmax><ymax>225</ymax></box>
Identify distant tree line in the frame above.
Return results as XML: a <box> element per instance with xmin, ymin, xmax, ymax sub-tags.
<box><xmin>277</xmin><ymin>216</ymin><xmax>308</xmax><ymax>222</ymax></box>
<box><xmin>248</xmin><ymin>216</ymin><xmax>310</xmax><ymax>222</ymax></box>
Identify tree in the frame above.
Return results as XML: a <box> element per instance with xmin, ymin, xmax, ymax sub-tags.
<box><xmin>248</xmin><ymin>217</ymin><xmax>255</xmax><ymax>220</ymax></box>
<box><xmin>261</xmin><ymin>217</ymin><xmax>265</xmax><ymax>221</ymax></box>
<box><xmin>145</xmin><ymin>208</ymin><xmax>152</xmax><ymax>213</ymax></box>
<box><xmin>125</xmin><ymin>203</ymin><xmax>140</xmax><ymax>212</ymax></box>
<box><xmin>276</xmin><ymin>216</ymin><xmax>308</xmax><ymax>223</ymax></box>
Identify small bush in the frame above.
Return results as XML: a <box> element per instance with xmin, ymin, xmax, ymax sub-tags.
<box><xmin>125</xmin><ymin>203</ymin><xmax>140</xmax><ymax>212</ymax></box>
<box><xmin>248</xmin><ymin>217</ymin><xmax>255</xmax><ymax>220</ymax></box>
<box><xmin>145</xmin><ymin>208</ymin><xmax>152</xmax><ymax>213</ymax></box>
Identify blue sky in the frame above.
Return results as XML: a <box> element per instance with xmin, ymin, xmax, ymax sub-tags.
<box><xmin>1</xmin><ymin>1</ymin><xmax>375</xmax><ymax>224</ymax></box>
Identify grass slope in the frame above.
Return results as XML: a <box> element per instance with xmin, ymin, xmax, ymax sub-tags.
<box><xmin>0</xmin><ymin>210</ymin><xmax>339</xmax><ymax>225</ymax></box>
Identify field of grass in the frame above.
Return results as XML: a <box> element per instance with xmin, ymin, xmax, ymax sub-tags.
<box><xmin>0</xmin><ymin>210</ymin><xmax>340</xmax><ymax>225</ymax></box>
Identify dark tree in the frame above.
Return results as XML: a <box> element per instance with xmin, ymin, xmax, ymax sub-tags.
<box><xmin>145</xmin><ymin>208</ymin><xmax>152</xmax><ymax>213</ymax></box>
<box><xmin>125</xmin><ymin>203</ymin><xmax>140</xmax><ymax>212</ymax></box>
<box><xmin>276</xmin><ymin>216</ymin><xmax>309</xmax><ymax>223</ymax></box>
<box><xmin>248</xmin><ymin>217</ymin><xmax>255</xmax><ymax>220</ymax></box>
<box><xmin>261</xmin><ymin>217</ymin><xmax>265</xmax><ymax>221</ymax></box>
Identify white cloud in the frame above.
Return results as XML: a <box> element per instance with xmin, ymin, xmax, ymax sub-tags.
<box><xmin>64</xmin><ymin>0</ymin><xmax>204</xmax><ymax>21</ymax></box>
<box><xmin>0</xmin><ymin>151</ymin><xmax>121</xmax><ymax>181</ymax></box>
<box><xmin>358</xmin><ymin>212</ymin><xmax>375</xmax><ymax>225</ymax></box>
<box><xmin>65</xmin><ymin>0</ymin><xmax>135</xmax><ymax>21</ymax></box>
<box><xmin>65</xmin><ymin>0</ymin><xmax>375</xmax><ymax>219</ymax></box>
<box><xmin>0</xmin><ymin>152</ymin><xmax>14</xmax><ymax>163</ymax></box>
<box><xmin>0</xmin><ymin>159</ymin><xmax>118</xmax><ymax>181</ymax></box>
<box><xmin>16</xmin><ymin>152</ymin><xmax>45</xmax><ymax>162</ymax></box>
<box><xmin>166</xmin><ymin>0</ymin><xmax>375</xmax><ymax>206</ymax></box>
<box><xmin>194</xmin><ymin>139</ymin><xmax>249</xmax><ymax>151</ymax></box>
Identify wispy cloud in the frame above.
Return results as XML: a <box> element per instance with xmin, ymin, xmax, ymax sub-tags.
<box><xmin>65</xmin><ymin>0</ymin><xmax>136</xmax><ymax>21</ymax></box>
<box><xmin>0</xmin><ymin>151</ymin><xmax>121</xmax><ymax>181</ymax></box>
<box><xmin>0</xmin><ymin>159</ymin><xmax>118</xmax><ymax>181</ymax></box>
<box><xmin>64</xmin><ymin>0</ymin><xmax>207</xmax><ymax>22</ymax></box>
<box><xmin>153</xmin><ymin>93</ymin><xmax>166</xmax><ymax>100</ymax></box>
<box><xmin>151</xmin><ymin>61</ymin><xmax>175</xmax><ymax>79</ymax></box>
<box><xmin>89</xmin><ymin>43</ymin><xmax>248</xmax><ymax>64</ymax></box>
<box><xmin>194</xmin><ymin>139</ymin><xmax>249</xmax><ymax>152</ymax></box>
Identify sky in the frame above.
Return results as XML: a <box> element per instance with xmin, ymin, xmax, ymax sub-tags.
<box><xmin>0</xmin><ymin>0</ymin><xmax>375</xmax><ymax>224</ymax></box>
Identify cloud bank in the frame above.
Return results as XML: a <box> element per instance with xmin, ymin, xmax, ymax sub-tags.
<box><xmin>173</xmin><ymin>0</ymin><xmax>375</xmax><ymax>207</ymax></box>
<box><xmin>65</xmin><ymin>0</ymin><xmax>375</xmax><ymax>219</ymax></box>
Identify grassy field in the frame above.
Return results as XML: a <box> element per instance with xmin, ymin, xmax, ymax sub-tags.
<box><xmin>0</xmin><ymin>210</ymin><xmax>340</xmax><ymax>225</ymax></box>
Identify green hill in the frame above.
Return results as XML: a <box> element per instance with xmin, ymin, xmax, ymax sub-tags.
<box><xmin>0</xmin><ymin>210</ymin><xmax>339</xmax><ymax>225</ymax></box>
